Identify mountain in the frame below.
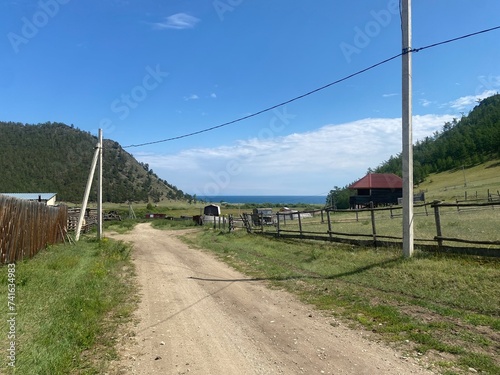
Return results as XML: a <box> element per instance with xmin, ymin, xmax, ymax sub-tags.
<box><xmin>326</xmin><ymin>94</ymin><xmax>500</xmax><ymax>208</ymax></box>
<box><xmin>0</xmin><ymin>121</ymin><xmax>192</xmax><ymax>203</ymax></box>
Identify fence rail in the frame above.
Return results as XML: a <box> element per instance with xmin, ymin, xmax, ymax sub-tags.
<box><xmin>239</xmin><ymin>200</ymin><xmax>500</xmax><ymax>257</ymax></box>
<box><xmin>0</xmin><ymin>196</ymin><xmax>67</xmax><ymax>263</ymax></box>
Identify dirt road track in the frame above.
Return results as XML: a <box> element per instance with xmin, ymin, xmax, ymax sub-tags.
<box><xmin>107</xmin><ymin>223</ymin><xmax>435</xmax><ymax>375</ymax></box>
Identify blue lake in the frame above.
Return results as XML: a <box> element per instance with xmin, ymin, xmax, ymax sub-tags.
<box><xmin>199</xmin><ymin>195</ymin><xmax>326</xmax><ymax>205</ymax></box>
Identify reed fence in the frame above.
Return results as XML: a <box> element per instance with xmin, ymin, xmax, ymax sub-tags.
<box><xmin>0</xmin><ymin>196</ymin><xmax>68</xmax><ymax>263</ymax></box>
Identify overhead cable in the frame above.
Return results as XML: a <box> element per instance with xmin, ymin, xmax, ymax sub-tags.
<box><xmin>124</xmin><ymin>25</ymin><xmax>500</xmax><ymax>148</ymax></box>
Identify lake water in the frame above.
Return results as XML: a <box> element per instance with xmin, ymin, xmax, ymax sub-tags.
<box><xmin>199</xmin><ymin>195</ymin><xmax>326</xmax><ymax>205</ymax></box>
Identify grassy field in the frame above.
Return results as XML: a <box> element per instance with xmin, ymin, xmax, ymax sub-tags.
<box><xmin>417</xmin><ymin>159</ymin><xmax>500</xmax><ymax>202</ymax></box>
<box><xmin>264</xmin><ymin>204</ymin><xmax>500</xmax><ymax>250</ymax></box>
<box><xmin>0</xmin><ymin>237</ymin><xmax>137</xmax><ymax>374</ymax></box>
<box><xmin>183</xmin><ymin>228</ymin><xmax>500</xmax><ymax>375</ymax></box>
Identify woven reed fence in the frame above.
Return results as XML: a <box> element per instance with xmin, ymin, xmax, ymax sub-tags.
<box><xmin>0</xmin><ymin>196</ymin><xmax>68</xmax><ymax>263</ymax></box>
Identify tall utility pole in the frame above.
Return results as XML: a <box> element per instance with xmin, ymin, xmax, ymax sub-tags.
<box><xmin>402</xmin><ymin>0</ymin><xmax>414</xmax><ymax>257</ymax></box>
<box><xmin>75</xmin><ymin>129</ymin><xmax>103</xmax><ymax>242</ymax></box>
<box><xmin>75</xmin><ymin>136</ymin><xmax>100</xmax><ymax>241</ymax></box>
<box><xmin>97</xmin><ymin>129</ymin><xmax>103</xmax><ymax>240</ymax></box>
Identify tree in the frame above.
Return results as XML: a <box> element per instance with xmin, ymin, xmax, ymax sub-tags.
<box><xmin>325</xmin><ymin>186</ymin><xmax>351</xmax><ymax>209</ymax></box>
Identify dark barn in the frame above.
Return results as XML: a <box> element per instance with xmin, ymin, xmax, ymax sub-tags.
<box><xmin>349</xmin><ymin>173</ymin><xmax>403</xmax><ymax>208</ymax></box>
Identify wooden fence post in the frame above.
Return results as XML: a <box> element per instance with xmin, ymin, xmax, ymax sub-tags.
<box><xmin>320</xmin><ymin>210</ymin><xmax>324</xmax><ymax>224</ymax></box>
<box><xmin>276</xmin><ymin>213</ymin><xmax>280</xmax><ymax>237</ymax></box>
<box><xmin>298</xmin><ymin>211</ymin><xmax>303</xmax><ymax>237</ymax></box>
<box><xmin>433</xmin><ymin>200</ymin><xmax>443</xmax><ymax>248</ymax></box>
<box><xmin>326</xmin><ymin>209</ymin><xmax>332</xmax><ymax>240</ymax></box>
<box><xmin>370</xmin><ymin>202</ymin><xmax>377</xmax><ymax>247</ymax></box>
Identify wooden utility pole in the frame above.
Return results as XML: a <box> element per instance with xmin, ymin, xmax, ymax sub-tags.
<box><xmin>75</xmin><ymin>136</ymin><xmax>101</xmax><ymax>241</ymax></box>
<box><xmin>97</xmin><ymin>129</ymin><xmax>103</xmax><ymax>240</ymax></box>
<box><xmin>402</xmin><ymin>0</ymin><xmax>414</xmax><ymax>257</ymax></box>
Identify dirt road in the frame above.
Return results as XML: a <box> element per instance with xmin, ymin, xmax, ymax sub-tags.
<box><xmin>107</xmin><ymin>223</ymin><xmax>435</xmax><ymax>375</ymax></box>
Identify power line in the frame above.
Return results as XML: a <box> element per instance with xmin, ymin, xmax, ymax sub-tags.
<box><xmin>124</xmin><ymin>53</ymin><xmax>403</xmax><ymax>148</ymax></box>
<box><xmin>412</xmin><ymin>25</ymin><xmax>500</xmax><ymax>53</ymax></box>
<box><xmin>124</xmin><ymin>25</ymin><xmax>500</xmax><ymax>149</ymax></box>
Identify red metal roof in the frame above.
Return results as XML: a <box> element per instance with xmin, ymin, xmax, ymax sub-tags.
<box><xmin>349</xmin><ymin>173</ymin><xmax>403</xmax><ymax>189</ymax></box>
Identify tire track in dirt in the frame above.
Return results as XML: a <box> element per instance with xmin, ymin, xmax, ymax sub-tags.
<box><xmin>106</xmin><ymin>223</ymin><xmax>436</xmax><ymax>375</ymax></box>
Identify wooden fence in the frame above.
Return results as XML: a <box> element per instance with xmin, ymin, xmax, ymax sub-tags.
<box><xmin>0</xmin><ymin>196</ymin><xmax>68</xmax><ymax>263</ymax></box>
<box><xmin>241</xmin><ymin>201</ymin><xmax>500</xmax><ymax>257</ymax></box>
<box><xmin>67</xmin><ymin>208</ymin><xmax>97</xmax><ymax>233</ymax></box>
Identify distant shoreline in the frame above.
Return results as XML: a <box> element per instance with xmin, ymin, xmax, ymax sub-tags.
<box><xmin>198</xmin><ymin>196</ymin><xmax>326</xmax><ymax>205</ymax></box>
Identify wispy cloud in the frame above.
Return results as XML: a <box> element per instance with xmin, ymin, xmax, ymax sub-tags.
<box><xmin>382</xmin><ymin>93</ymin><xmax>398</xmax><ymax>98</ymax></box>
<box><xmin>136</xmin><ymin>114</ymin><xmax>454</xmax><ymax>195</ymax></box>
<box><xmin>447</xmin><ymin>89</ymin><xmax>497</xmax><ymax>110</ymax></box>
<box><xmin>419</xmin><ymin>99</ymin><xmax>432</xmax><ymax>107</ymax></box>
<box><xmin>210</xmin><ymin>93</ymin><xmax>217</xmax><ymax>99</ymax></box>
<box><xmin>152</xmin><ymin>13</ymin><xmax>200</xmax><ymax>30</ymax></box>
<box><xmin>184</xmin><ymin>94</ymin><xmax>199</xmax><ymax>101</ymax></box>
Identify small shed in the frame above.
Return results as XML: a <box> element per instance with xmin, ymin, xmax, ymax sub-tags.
<box><xmin>0</xmin><ymin>193</ymin><xmax>57</xmax><ymax>206</ymax></box>
<box><xmin>203</xmin><ymin>204</ymin><xmax>221</xmax><ymax>216</ymax></box>
<box><xmin>349</xmin><ymin>173</ymin><xmax>403</xmax><ymax>208</ymax></box>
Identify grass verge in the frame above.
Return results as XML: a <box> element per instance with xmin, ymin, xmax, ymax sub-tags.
<box><xmin>0</xmin><ymin>237</ymin><xmax>138</xmax><ymax>374</ymax></box>
<box><xmin>183</xmin><ymin>229</ymin><xmax>500</xmax><ymax>375</ymax></box>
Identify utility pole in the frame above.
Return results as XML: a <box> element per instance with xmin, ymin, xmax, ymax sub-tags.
<box><xmin>402</xmin><ymin>0</ymin><xmax>414</xmax><ymax>257</ymax></box>
<box><xmin>97</xmin><ymin>129</ymin><xmax>103</xmax><ymax>240</ymax></box>
<box><xmin>75</xmin><ymin>135</ymin><xmax>101</xmax><ymax>241</ymax></box>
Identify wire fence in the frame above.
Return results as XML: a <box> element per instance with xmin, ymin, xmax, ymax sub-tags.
<box><xmin>0</xmin><ymin>196</ymin><xmax>68</xmax><ymax>263</ymax></box>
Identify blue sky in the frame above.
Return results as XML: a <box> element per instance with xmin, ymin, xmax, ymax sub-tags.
<box><xmin>1</xmin><ymin>1</ymin><xmax>500</xmax><ymax>197</ymax></box>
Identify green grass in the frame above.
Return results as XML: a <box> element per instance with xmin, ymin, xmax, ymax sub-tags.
<box><xmin>0</xmin><ymin>237</ymin><xmax>137</xmax><ymax>374</ymax></box>
<box><xmin>418</xmin><ymin>159</ymin><xmax>500</xmax><ymax>202</ymax></box>
<box><xmin>150</xmin><ymin>218</ymin><xmax>198</xmax><ymax>230</ymax></box>
<box><xmin>262</xmin><ymin>204</ymin><xmax>500</xmax><ymax>250</ymax></box>
<box><xmin>183</xmin><ymin>229</ymin><xmax>500</xmax><ymax>374</ymax></box>
<box><xmin>104</xmin><ymin>218</ymin><xmax>140</xmax><ymax>233</ymax></box>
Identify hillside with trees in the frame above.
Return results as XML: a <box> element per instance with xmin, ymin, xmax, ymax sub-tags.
<box><xmin>0</xmin><ymin>121</ymin><xmax>192</xmax><ymax>203</ymax></box>
<box><xmin>326</xmin><ymin>93</ymin><xmax>500</xmax><ymax>208</ymax></box>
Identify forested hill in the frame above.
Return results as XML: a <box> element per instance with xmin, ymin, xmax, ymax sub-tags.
<box><xmin>326</xmin><ymin>94</ymin><xmax>500</xmax><ymax>208</ymax></box>
<box><xmin>0</xmin><ymin>122</ymin><xmax>192</xmax><ymax>203</ymax></box>
<box><xmin>375</xmin><ymin>94</ymin><xmax>500</xmax><ymax>183</ymax></box>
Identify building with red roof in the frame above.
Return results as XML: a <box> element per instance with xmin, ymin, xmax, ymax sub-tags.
<box><xmin>348</xmin><ymin>173</ymin><xmax>403</xmax><ymax>208</ymax></box>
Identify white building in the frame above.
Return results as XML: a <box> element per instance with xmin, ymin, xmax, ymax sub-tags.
<box><xmin>1</xmin><ymin>193</ymin><xmax>57</xmax><ymax>206</ymax></box>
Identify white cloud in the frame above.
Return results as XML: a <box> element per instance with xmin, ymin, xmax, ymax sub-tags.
<box><xmin>382</xmin><ymin>93</ymin><xmax>398</xmax><ymax>98</ymax></box>
<box><xmin>153</xmin><ymin>13</ymin><xmax>200</xmax><ymax>30</ymax></box>
<box><xmin>184</xmin><ymin>94</ymin><xmax>199</xmax><ymax>101</ymax></box>
<box><xmin>419</xmin><ymin>99</ymin><xmax>432</xmax><ymax>107</ymax></box>
<box><xmin>447</xmin><ymin>90</ymin><xmax>498</xmax><ymax>110</ymax></box>
<box><xmin>137</xmin><ymin>114</ymin><xmax>454</xmax><ymax>195</ymax></box>
<box><xmin>477</xmin><ymin>75</ymin><xmax>500</xmax><ymax>93</ymax></box>
<box><xmin>210</xmin><ymin>93</ymin><xmax>217</xmax><ymax>99</ymax></box>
